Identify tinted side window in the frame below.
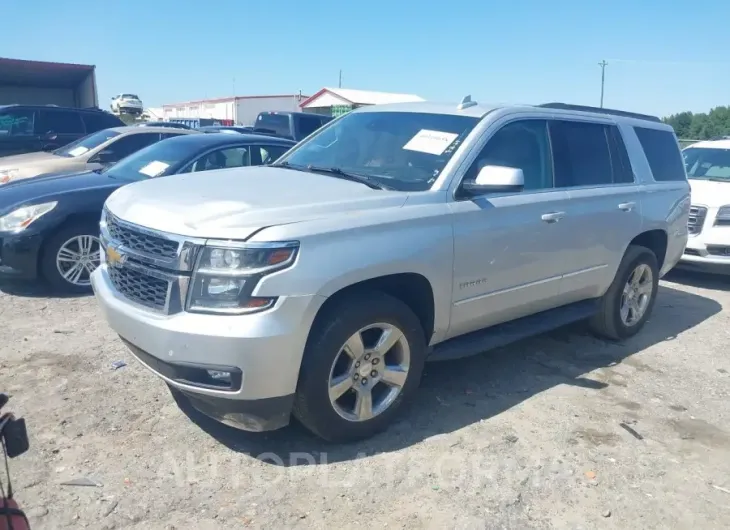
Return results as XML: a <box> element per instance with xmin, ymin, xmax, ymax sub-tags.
<box><xmin>607</xmin><ymin>126</ymin><xmax>634</xmax><ymax>183</ymax></box>
<box><xmin>550</xmin><ymin>120</ymin><xmax>613</xmax><ymax>187</ymax></box>
<box><xmin>258</xmin><ymin>145</ymin><xmax>290</xmax><ymax>165</ymax></box>
<box><xmin>633</xmin><ymin>126</ymin><xmax>686</xmax><ymax>182</ymax></box>
<box><xmin>298</xmin><ymin>116</ymin><xmax>324</xmax><ymax>138</ymax></box>
<box><xmin>191</xmin><ymin>147</ymin><xmax>250</xmax><ymax>172</ymax></box>
<box><xmin>82</xmin><ymin>112</ymin><xmax>119</xmax><ymax>132</ymax></box>
<box><xmin>466</xmin><ymin>120</ymin><xmax>553</xmax><ymax>191</ymax></box>
<box><xmin>37</xmin><ymin>110</ymin><xmax>84</xmax><ymax>134</ymax></box>
<box><xmin>0</xmin><ymin>109</ymin><xmax>35</xmax><ymax>136</ymax></box>
<box><xmin>105</xmin><ymin>133</ymin><xmax>161</xmax><ymax>161</ymax></box>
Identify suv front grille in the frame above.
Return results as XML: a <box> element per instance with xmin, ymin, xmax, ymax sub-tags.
<box><xmin>106</xmin><ymin>215</ymin><xmax>180</xmax><ymax>260</ymax></box>
<box><xmin>108</xmin><ymin>266</ymin><xmax>170</xmax><ymax>311</ymax></box>
<box><xmin>687</xmin><ymin>205</ymin><xmax>708</xmax><ymax>235</ymax></box>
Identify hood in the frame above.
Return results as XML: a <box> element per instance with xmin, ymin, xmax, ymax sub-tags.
<box><xmin>0</xmin><ymin>151</ymin><xmax>78</xmax><ymax>183</ymax></box>
<box><xmin>689</xmin><ymin>178</ymin><xmax>730</xmax><ymax>208</ymax></box>
<box><xmin>0</xmin><ymin>170</ymin><xmax>123</xmax><ymax>215</ymax></box>
<box><xmin>105</xmin><ymin>166</ymin><xmax>409</xmax><ymax>239</ymax></box>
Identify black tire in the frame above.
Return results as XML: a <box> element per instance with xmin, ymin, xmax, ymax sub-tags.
<box><xmin>293</xmin><ymin>291</ymin><xmax>427</xmax><ymax>443</ymax></box>
<box><xmin>589</xmin><ymin>244</ymin><xmax>659</xmax><ymax>341</ymax></box>
<box><xmin>39</xmin><ymin>222</ymin><xmax>101</xmax><ymax>295</ymax></box>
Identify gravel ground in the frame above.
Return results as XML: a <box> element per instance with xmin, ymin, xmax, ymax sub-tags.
<box><xmin>1</xmin><ymin>269</ymin><xmax>729</xmax><ymax>530</ymax></box>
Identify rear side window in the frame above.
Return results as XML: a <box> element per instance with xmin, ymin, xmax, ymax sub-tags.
<box><xmin>633</xmin><ymin>126</ymin><xmax>686</xmax><ymax>182</ymax></box>
<box><xmin>37</xmin><ymin>110</ymin><xmax>84</xmax><ymax>134</ymax></box>
<box><xmin>82</xmin><ymin>112</ymin><xmax>121</xmax><ymax>132</ymax></box>
<box><xmin>550</xmin><ymin>120</ymin><xmax>625</xmax><ymax>187</ymax></box>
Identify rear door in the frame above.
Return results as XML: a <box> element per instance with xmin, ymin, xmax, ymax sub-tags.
<box><xmin>36</xmin><ymin>109</ymin><xmax>86</xmax><ymax>150</ymax></box>
<box><xmin>0</xmin><ymin>107</ymin><xmax>41</xmax><ymax>156</ymax></box>
<box><xmin>549</xmin><ymin>119</ymin><xmax>642</xmax><ymax>302</ymax></box>
<box><xmin>448</xmin><ymin>118</ymin><xmax>575</xmax><ymax>337</ymax></box>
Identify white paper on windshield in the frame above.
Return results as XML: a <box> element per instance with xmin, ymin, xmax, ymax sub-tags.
<box><xmin>138</xmin><ymin>160</ymin><xmax>170</xmax><ymax>177</ymax></box>
<box><xmin>403</xmin><ymin>129</ymin><xmax>459</xmax><ymax>156</ymax></box>
<box><xmin>68</xmin><ymin>146</ymin><xmax>89</xmax><ymax>157</ymax></box>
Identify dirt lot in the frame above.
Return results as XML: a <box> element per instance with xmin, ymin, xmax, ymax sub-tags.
<box><xmin>1</xmin><ymin>270</ymin><xmax>729</xmax><ymax>530</ymax></box>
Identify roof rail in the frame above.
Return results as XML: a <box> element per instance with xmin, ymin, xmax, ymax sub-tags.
<box><xmin>537</xmin><ymin>102</ymin><xmax>661</xmax><ymax>123</ymax></box>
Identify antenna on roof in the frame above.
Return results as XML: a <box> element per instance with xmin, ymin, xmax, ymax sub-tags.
<box><xmin>457</xmin><ymin>95</ymin><xmax>477</xmax><ymax>110</ymax></box>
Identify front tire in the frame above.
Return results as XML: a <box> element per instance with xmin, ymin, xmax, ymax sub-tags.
<box><xmin>589</xmin><ymin>244</ymin><xmax>659</xmax><ymax>341</ymax></box>
<box><xmin>39</xmin><ymin>222</ymin><xmax>102</xmax><ymax>295</ymax></box>
<box><xmin>293</xmin><ymin>291</ymin><xmax>426</xmax><ymax>443</ymax></box>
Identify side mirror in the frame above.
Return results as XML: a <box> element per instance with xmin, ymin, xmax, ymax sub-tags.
<box><xmin>90</xmin><ymin>149</ymin><xmax>115</xmax><ymax>164</ymax></box>
<box><xmin>462</xmin><ymin>165</ymin><xmax>524</xmax><ymax>196</ymax></box>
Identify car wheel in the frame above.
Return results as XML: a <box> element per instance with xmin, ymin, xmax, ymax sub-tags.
<box><xmin>40</xmin><ymin>222</ymin><xmax>102</xmax><ymax>295</ymax></box>
<box><xmin>589</xmin><ymin>244</ymin><xmax>659</xmax><ymax>341</ymax></box>
<box><xmin>293</xmin><ymin>291</ymin><xmax>426</xmax><ymax>442</ymax></box>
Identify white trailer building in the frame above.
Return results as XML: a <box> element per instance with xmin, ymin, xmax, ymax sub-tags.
<box><xmin>162</xmin><ymin>94</ymin><xmax>308</xmax><ymax>126</ymax></box>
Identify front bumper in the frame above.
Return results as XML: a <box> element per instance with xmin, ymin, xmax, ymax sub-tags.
<box><xmin>0</xmin><ymin>232</ymin><xmax>43</xmax><ymax>280</ymax></box>
<box><xmin>91</xmin><ymin>265</ymin><xmax>324</xmax><ymax>431</ymax></box>
<box><xmin>678</xmin><ymin>231</ymin><xmax>730</xmax><ymax>273</ymax></box>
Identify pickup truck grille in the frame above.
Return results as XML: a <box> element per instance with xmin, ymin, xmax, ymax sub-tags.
<box><xmin>106</xmin><ymin>214</ymin><xmax>180</xmax><ymax>260</ymax></box>
<box><xmin>108</xmin><ymin>266</ymin><xmax>170</xmax><ymax>311</ymax></box>
<box><xmin>687</xmin><ymin>205</ymin><xmax>708</xmax><ymax>235</ymax></box>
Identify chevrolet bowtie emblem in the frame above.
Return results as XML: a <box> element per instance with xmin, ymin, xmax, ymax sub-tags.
<box><xmin>106</xmin><ymin>245</ymin><xmax>127</xmax><ymax>268</ymax></box>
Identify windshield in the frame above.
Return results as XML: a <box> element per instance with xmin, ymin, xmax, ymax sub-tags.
<box><xmin>121</xmin><ymin>94</ymin><xmax>140</xmax><ymax>100</ymax></box>
<box><xmin>103</xmin><ymin>138</ymin><xmax>194</xmax><ymax>180</ymax></box>
<box><xmin>683</xmin><ymin>147</ymin><xmax>730</xmax><ymax>180</ymax></box>
<box><xmin>278</xmin><ymin>111</ymin><xmax>479</xmax><ymax>191</ymax></box>
<box><xmin>54</xmin><ymin>130</ymin><xmax>120</xmax><ymax>157</ymax></box>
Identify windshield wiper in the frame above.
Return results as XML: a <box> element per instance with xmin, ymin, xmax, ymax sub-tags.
<box><xmin>304</xmin><ymin>165</ymin><xmax>391</xmax><ymax>190</ymax></box>
<box><xmin>707</xmin><ymin>178</ymin><xmax>730</xmax><ymax>183</ymax></box>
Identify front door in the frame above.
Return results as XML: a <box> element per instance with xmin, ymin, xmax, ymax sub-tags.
<box><xmin>447</xmin><ymin>119</ymin><xmax>574</xmax><ymax>338</ymax></box>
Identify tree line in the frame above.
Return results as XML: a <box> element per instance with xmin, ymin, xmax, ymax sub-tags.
<box><xmin>662</xmin><ymin>106</ymin><xmax>730</xmax><ymax>140</ymax></box>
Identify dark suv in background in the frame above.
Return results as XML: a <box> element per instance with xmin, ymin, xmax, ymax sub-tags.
<box><xmin>0</xmin><ymin>104</ymin><xmax>124</xmax><ymax>157</ymax></box>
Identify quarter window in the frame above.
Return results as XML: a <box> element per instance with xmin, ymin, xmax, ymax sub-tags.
<box><xmin>466</xmin><ymin>120</ymin><xmax>554</xmax><ymax>191</ymax></box>
<box><xmin>634</xmin><ymin>126</ymin><xmax>686</xmax><ymax>182</ymax></box>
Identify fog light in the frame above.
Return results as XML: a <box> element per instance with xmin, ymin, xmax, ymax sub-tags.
<box><xmin>207</xmin><ymin>370</ymin><xmax>232</xmax><ymax>384</ymax></box>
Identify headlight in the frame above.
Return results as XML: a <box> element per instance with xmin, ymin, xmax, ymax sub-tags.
<box><xmin>0</xmin><ymin>202</ymin><xmax>57</xmax><ymax>232</ymax></box>
<box><xmin>187</xmin><ymin>241</ymin><xmax>299</xmax><ymax>314</ymax></box>
<box><xmin>0</xmin><ymin>169</ymin><xmax>19</xmax><ymax>184</ymax></box>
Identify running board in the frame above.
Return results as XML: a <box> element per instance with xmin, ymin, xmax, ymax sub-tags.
<box><xmin>428</xmin><ymin>299</ymin><xmax>600</xmax><ymax>362</ymax></box>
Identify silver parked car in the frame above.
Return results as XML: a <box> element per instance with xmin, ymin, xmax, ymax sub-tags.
<box><xmin>91</xmin><ymin>98</ymin><xmax>690</xmax><ymax>442</ymax></box>
<box><xmin>0</xmin><ymin>126</ymin><xmax>197</xmax><ymax>184</ymax></box>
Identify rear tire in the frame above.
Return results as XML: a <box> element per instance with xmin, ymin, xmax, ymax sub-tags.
<box><xmin>39</xmin><ymin>222</ymin><xmax>101</xmax><ymax>295</ymax></box>
<box><xmin>589</xmin><ymin>244</ymin><xmax>659</xmax><ymax>341</ymax></box>
<box><xmin>293</xmin><ymin>291</ymin><xmax>426</xmax><ymax>443</ymax></box>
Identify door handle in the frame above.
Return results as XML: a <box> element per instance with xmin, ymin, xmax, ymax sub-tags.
<box><xmin>618</xmin><ymin>202</ymin><xmax>636</xmax><ymax>212</ymax></box>
<box><xmin>541</xmin><ymin>211</ymin><xmax>565</xmax><ymax>223</ymax></box>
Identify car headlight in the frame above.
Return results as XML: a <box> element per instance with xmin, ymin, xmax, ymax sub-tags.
<box><xmin>0</xmin><ymin>202</ymin><xmax>57</xmax><ymax>232</ymax></box>
<box><xmin>187</xmin><ymin>241</ymin><xmax>299</xmax><ymax>314</ymax></box>
<box><xmin>0</xmin><ymin>169</ymin><xmax>19</xmax><ymax>184</ymax></box>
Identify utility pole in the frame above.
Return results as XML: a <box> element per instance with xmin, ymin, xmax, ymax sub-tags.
<box><xmin>338</xmin><ymin>70</ymin><xmax>342</xmax><ymax>88</ymax></box>
<box><xmin>598</xmin><ymin>60</ymin><xmax>607</xmax><ymax>108</ymax></box>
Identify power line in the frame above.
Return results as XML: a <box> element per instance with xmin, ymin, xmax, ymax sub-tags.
<box><xmin>598</xmin><ymin>60</ymin><xmax>608</xmax><ymax>108</ymax></box>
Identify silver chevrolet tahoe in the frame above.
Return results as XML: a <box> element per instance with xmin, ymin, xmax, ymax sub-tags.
<box><xmin>91</xmin><ymin>98</ymin><xmax>690</xmax><ymax>442</ymax></box>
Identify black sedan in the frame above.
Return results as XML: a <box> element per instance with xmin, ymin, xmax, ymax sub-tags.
<box><xmin>0</xmin><ymin>133</ymin><xmax>295</xmax><ymax>293</ymax></box>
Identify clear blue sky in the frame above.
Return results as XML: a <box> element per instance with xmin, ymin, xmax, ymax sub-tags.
<box><xmin>4</xmin><ymin>0</ymin><xmax>728</xmax><ymax>117</ymax></box>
